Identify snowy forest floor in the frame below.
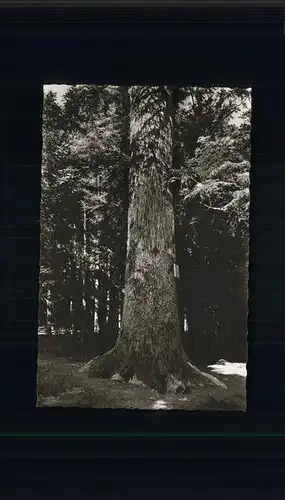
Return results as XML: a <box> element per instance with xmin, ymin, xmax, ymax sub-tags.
<box><xmin>37</xmin><ymin>353</ymin><xmax>246</xmax><ymax>411</ymax></box>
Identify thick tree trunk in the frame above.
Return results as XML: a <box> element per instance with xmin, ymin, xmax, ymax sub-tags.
<box><xmin>81</xmin><ymin>86</ymin><xmax>225</xmax><ymax>393</ymax></box>
<box><xmin>106</xmin><ymin>290</ymin><xmax>120</xmax><ymax>349</ymax></box>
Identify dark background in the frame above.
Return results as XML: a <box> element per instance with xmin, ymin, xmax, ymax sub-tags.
<box><xmin>0</xmin><ymin>4</ymin><xmax>285</xmax><ymax>493</ymax></box>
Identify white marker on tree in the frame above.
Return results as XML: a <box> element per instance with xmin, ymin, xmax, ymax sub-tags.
<box><xmin>174</xmin><ymin>263</ymin><xmax>180</xmax><ymax>279</ymax></box>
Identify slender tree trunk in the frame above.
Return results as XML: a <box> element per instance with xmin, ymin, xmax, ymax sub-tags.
<box><xmin>97</xmin><ymin>272</ymin><xmax>108</xmax><ymax>354</ymax></box>
<box><xmin>72</xmin><ymin>293</ymin><xmax>84</xmax><ymax>336</ymax></box>
<box><xmin>81</xmin><ymin>86</ymin><xmax>225</xmax><ymax>393</ymax></box>
<box><xmin>71</xmin><ymin>258</ymin><xmax>85</xmax><ymax>337</ymax></box>
<box><xmin>236</xmin><ymin>235</ymin><xmax>249</xmax><ymax>361</ymax></box>
<box><xmin>46</xmin><ymin>288</ymin><xmax>52</xmax><ymax>335</ymax></box>
<box><xmin>84</xmin><ymin>293</ymin><xmax>95</xmax><ymax>335</ymax></box>
<box><xmin>98</xmin><ymin>276</ymin><xmax>108</xmax><ymax>333</ymax></box>
<box><xmin>83</xmin><ymin>270</ymin><xmax>95</xmax><ymax>347</ymax></box>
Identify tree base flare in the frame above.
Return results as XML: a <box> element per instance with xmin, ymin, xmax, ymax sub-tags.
<box><xmin>79</xmin><ymin>350</ymin><xmax>227</xmax><ymax>394</ymax></box>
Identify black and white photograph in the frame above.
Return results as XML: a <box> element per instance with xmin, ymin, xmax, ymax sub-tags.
<box><xmin>37</xmin><ymin>85</ymin><xmax>250</xmax><ymax>410</ymax></box>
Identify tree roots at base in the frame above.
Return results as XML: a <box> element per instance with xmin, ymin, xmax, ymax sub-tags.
<box><xmin>79</xmin><ymin>349</ymin><xmax>227</xmax><ymax>394</ymax></box>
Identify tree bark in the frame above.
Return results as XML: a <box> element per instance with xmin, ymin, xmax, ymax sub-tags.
<box><xmin>81</xmin><ymin>86</ymin><xmax>225</xmax><ymax>394</ymax></box>
<box><xmin>106</xmin><ymin>290</ymin><xmax>120</xmax><ymax>350</ymax></box>
<box><xmin>83</xmin><ymin>272</ymin><xmax>95</xmax><ymax>346</ymax></box>
<box><xmin>97</xmin><ymin>276</ymin><xmax>108</xmax><ymax>332</ymax></box>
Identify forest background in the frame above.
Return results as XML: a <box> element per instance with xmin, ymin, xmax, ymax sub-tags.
<box><xmin>38</xmin><ymin>85</ymin><xmax>250</xmax><ymax>370</ymax></box>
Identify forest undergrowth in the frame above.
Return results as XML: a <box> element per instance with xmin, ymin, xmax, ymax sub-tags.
<box><xmin>37</xmin><ymin>352</ymin><xmax>246</xmax><ymax>411</ymax></box>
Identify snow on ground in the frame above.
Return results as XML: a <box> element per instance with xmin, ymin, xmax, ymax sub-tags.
<box><xmin>151</xmin><ymin>360</ymin><xmax>246</xmax><ymax>410</ymax></box>
<box><xmin>152</xmin><ymin>399</ymin><xmax>169</xmax><ymax>410</ymax></box>
<box><xmin>208</xmin><ymin>360</ymin><xmax>247</xmax><ymax>377</ymax></box>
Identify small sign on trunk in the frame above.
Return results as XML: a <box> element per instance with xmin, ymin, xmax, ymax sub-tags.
<box><xmin>174</xmin><ymin>263</ymin><xmax>180</xmax><ymax>279</ymax></box>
